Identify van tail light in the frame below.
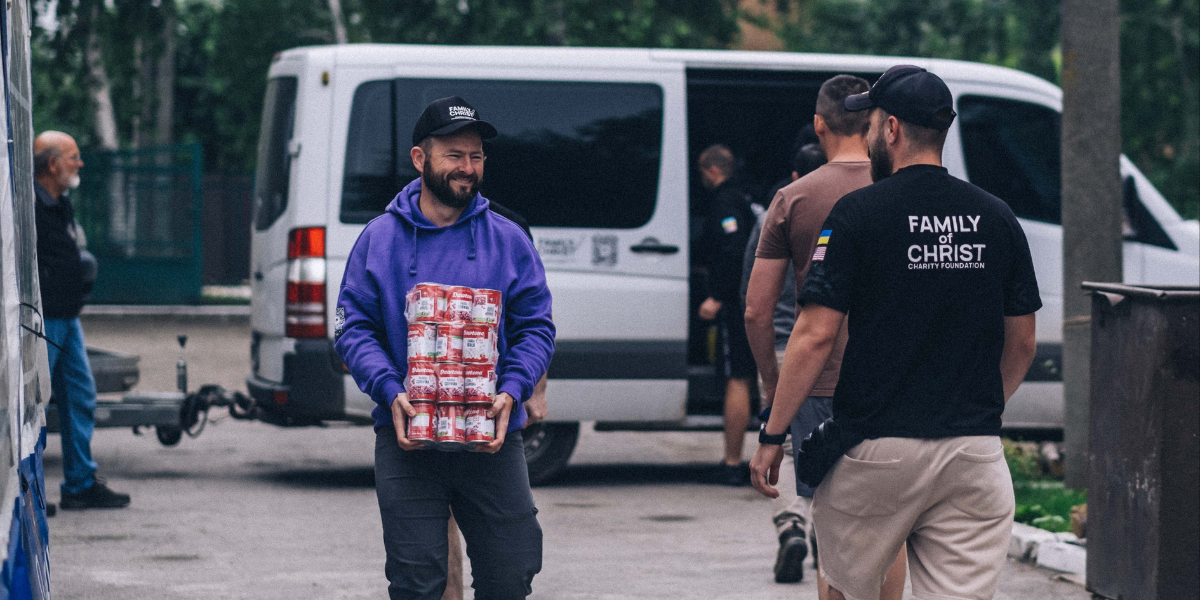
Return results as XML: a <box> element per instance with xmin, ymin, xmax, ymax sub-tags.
<box><xmin>286</xmin><ymin>227</ymin><xmax>327</xmax><ymax>338</ymax></box>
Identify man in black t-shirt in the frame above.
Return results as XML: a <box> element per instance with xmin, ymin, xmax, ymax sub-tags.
<box><xmin>749</xmin><ymin>66</ymin><xmax>1040</xmax><ymax>600</ymax></box>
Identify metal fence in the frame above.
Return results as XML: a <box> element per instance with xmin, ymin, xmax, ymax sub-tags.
<box><xmin>74</xmin><ymin>144</ymin><xmax>204</xmax><ymax>304</ymax></box>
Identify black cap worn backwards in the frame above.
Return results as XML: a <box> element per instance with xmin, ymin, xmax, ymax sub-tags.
<box><xmin>412</xmin><ymin>96</ymin><xmax>499</xmax><ymax>147</ymax></box>
<box><xmin>844</xmin><ymin>65</ymin><xmax>957</xmax><ymax>131</ymax></box>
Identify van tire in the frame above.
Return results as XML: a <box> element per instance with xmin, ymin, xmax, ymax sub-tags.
<box><xmin>523</xmin><ymin>422</ymin><xmax>580</xmax><ymax>486</ymax></box>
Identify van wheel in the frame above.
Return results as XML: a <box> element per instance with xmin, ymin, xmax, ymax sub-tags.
<box><xmin>523</xmin><ymin>422</ymin><xmax>580</xmax><ymax>486</ymax></box>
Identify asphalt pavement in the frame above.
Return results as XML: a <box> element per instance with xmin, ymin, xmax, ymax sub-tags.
<box><xmin>40</xmin><ymin>315</ymin><xmax>1093</xmax><ymax>599</ymax></box>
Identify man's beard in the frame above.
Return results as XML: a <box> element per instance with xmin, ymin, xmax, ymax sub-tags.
<box><xmin>868</xmin><ymin>133</ymin><xmax>893</xmax><ymax>183</ymax></box>
<box><xmin>422</xmin><ymin>157</ymin><xmax>479</xmax><ymax>209</ymax></box>
<box><xmin>61</xmin><ymin>172</ymin><xmax>81</xmax><ymax>190</ymax></box>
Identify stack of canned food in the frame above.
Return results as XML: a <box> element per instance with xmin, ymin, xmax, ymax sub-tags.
<box><xmin>404</xmin><ymin>283</ymin><xmax>502</xmax><ymax>450</ymax></box>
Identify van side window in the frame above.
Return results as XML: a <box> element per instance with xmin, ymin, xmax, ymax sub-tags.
<box><xmin>341</xmin><ymin>80</ymin><xmax>397</xmax><ymax>221</ymax></box>
<box><xmin>340</xmin><ymin>78</ymin><xmax>664</xmax><ymax>228</ymax></box>
<box><xmin>957</xmin><ymin>96</ymin><xmax>1061</xmax><ymax>224</ymax></box>
<box><xmin>253</xmin><ymin>76</ymin><xmax>299</xmax><ymax>231</ymax></box>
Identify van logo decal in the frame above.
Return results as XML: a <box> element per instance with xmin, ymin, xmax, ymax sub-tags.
<box><xmin>448</xmin><ymin>106</ymin><xmax>476</xmax><ymax>120</ymax></box>
<box><xmin>592</xmin><ymin>235</ymin><xmax>618</xmax><ymax>267</ymax></box>
<box><xmin>537</xmin><ymin>237</ymin><xmax>580</xmax><ymax>260</ymax></box>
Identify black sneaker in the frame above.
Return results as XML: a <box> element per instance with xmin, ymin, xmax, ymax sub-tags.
<box><xmin>774</xmin><ymin>525</ymin><xmax>808</xmax><ymax>584</ymax></box>
<box><xmin>60</xmin><ymin>479</ymin><xmax>130</xmax><ymax>510</ymax></box>
<box><xmin>716</xmin><ymin>463</ymin><xmax>749</xmax><ymax>487</ymax></box>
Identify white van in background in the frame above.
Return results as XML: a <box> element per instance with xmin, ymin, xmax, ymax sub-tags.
<box><xmin>245</xmin><ymin>45</ymin><xmax>1200</xmax><ymax>483</ymax></box>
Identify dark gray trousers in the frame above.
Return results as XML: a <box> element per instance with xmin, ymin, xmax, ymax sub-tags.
<box><xmin>375</xmin><ymin>427</ymin><xmax>542</xmax><ymax>600</ymax></box>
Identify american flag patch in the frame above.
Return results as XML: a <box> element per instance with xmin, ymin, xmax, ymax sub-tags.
<box><xmin>812</xmin><ymin>229</ymin><xmax>831</xmax><ymax>261</ymax></box>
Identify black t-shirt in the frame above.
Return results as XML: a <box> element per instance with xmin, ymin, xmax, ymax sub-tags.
<box><xmin>799</xmin><ymin>165</ymin><xmax>1041</xmax><ymax>439</ymax></box>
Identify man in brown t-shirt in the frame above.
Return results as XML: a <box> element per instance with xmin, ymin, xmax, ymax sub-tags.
<box><xmin>745</xmin><ymin>75</ymin><xmax>906</xmax><ymax>597</ymax></box>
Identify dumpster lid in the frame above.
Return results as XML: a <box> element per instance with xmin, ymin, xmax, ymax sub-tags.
<box><xmin>1082</xmin><ymin>282</ymin><xmax>1200</xmax><ymax>300</ymax></box>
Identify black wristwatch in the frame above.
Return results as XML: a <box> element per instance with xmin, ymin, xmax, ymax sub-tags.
<box><xmin>759</xmin><ymin>422</ymin><xmax>787</xmax><ymax>445</ymax></box>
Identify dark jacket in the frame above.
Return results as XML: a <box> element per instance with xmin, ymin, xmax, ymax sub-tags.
<box><xmin>698</xmin><ymin>178</ymin><xmax>755</xmax><ymax>305</ymax></box>
<box><xmin>35</xmin><ymin>183</ymin><xmax>88</xmax><ymax>319</ymax></box>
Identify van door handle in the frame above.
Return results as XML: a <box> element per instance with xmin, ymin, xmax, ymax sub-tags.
<box><xmin>630</xmin><ymin>238</ymin><xmax>679</xmax><ymax>255</ymax></box>
<box><xmin>254</xmin><ymin>271</ymin><xmax>264</xmax><ymax>281</ymax></box>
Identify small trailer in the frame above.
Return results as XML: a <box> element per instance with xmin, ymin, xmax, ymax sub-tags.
<box><xmin>46</xmin><ymin>336</ymin><xmax>258</xmax><ymax>446</ymax></box>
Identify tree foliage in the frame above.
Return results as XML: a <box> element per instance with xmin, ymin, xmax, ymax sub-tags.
<box><xmin>29</xmin><ymin>0</ymin><xmax>1197</xmax><ymax>217</ymax></box>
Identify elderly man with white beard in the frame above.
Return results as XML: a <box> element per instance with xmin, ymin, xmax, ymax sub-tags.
<box><xmin>34</xmin><ymin>130</ymin><xmax>131</xmax><ymax>511</ymax></box>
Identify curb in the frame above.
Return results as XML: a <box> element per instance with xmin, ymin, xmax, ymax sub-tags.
<box><xmin>1009</xmin><ymin>522</ymin><xmax>1086</xmax><ymax>583</ymax></box>
<box><xmin>81</xmin><ymin>305</ymin><xmax>250</xmax><ymax>322</ymax></box>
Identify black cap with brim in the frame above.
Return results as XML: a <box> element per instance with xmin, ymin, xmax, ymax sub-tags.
<box><xmin>412</xmin><ymin>96</ymin><xmax>499</xmax><ymax>147</ymax></box>
<box><xmin>844</xmin><ymin>65</ymin><xmax>956</xmax><ymax>131</ymax></box>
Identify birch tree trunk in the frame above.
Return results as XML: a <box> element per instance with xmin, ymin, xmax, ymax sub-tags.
<box><xmin>327</xmin><ymin>0</ymin><xmax>348</xmax><ymax>44</ymax></box>
<box><xmin>84</xmin><ymin>5</ymin><xmax>118</xmax><ymax>150</ymax></box>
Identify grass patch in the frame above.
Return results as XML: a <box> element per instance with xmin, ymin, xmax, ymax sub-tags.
<box><xmin>1004</xmin><ymin>438</ymin><xmax>1085</xmax><ymax>533</ymax></box>
<box><xmin>1013</xmin><ymin>482</ymin><xmax>1086</xmax><ymax>533</ymax></box>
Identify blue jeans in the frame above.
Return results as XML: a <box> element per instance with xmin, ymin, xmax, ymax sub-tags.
<box><xmin>44</xmin><ymin>318</ymin><xmax>98</xmax><ymax>495</ymax></box>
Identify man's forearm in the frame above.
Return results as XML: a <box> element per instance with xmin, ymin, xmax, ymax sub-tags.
<box><xmin>746</xmin><ymin>309</ymin><xmax>781</xmax><ymax>394</ymax></box>
<box><xmin>1000</xmin><ymin>314</ymin><xmax>1037</xmax><ymax>401</ymax></box>
<box><xmin>762</xmin><ymin>307</ymin><xmax>843</xmax><ymax>436</ymax></box>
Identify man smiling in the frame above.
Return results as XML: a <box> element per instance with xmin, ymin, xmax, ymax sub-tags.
<box><xmin>335</xmin><ymin>97</ymin><xmax>555</xmax><ymax>600</ymax></box>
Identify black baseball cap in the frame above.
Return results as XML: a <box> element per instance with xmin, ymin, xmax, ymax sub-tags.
<box><xmin>844</xmin><ymin>65</ymin><xmax>956</xmax><ymax>130</ymax></box>
<box><xmin>412</xmin><ymin>96</ymin><xmax>499</xmax><ymax>147</ymax></box>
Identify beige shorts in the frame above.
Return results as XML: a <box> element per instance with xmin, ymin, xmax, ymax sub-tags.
<box><xmin>812</xmin><ymin>436</ymin><xmax>1014</xmax><ymax>600</ymax></box>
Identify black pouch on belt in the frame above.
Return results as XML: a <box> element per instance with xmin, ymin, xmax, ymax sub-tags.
<box><xmin>795</xmin><ymin>418</ymin><xmax>865</xmax><ymax>488</ymax></box>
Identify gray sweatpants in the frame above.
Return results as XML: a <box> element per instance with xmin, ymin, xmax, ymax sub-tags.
<box><xmin>375</xmin><ymin>427</ymin><xmax>543</xmax><ymax>600</ymax></box>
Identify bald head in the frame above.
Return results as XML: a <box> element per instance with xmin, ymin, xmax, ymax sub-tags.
<box><xmin>34</xmin><ymin>131</ymin><xmax>83</xmax><ymax>197</ymax></box>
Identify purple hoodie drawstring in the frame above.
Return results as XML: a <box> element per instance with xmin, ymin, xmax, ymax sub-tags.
<box><xmin>409</xmin><ymin>225</ymin><xmax>419</xmax><ymax>275</ymax></box>
<box><xmin>467</xmin><ymin>219</ymin><xmax>477</xmax><ymax>260</ymax></box>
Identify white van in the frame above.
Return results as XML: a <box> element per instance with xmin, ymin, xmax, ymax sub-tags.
<box><xmin>246</xmin><ymin>45</ymin><xmax>1200</xmax><ymax>483</ymax></box>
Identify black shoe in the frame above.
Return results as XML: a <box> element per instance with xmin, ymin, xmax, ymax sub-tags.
<box><xmin>60</xmin><ymin>479</ymin><xmax>130</xmax><ymax>510</ymax></box>
<box><xmin>45</xmin><ymin>503</ymin><xmax>56</xmax><ymax>518</ymax></box>
<box><xmin>774</xmin><ymin>525</ymin><xmax>808</xmax><ymax>584</ymax></box>
<box><xmin>716</xmin><ymin>463</ymin><xmax>749</xmax><ymax>487</ymax></box>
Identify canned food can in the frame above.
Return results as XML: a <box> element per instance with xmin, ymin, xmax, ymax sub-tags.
<box><xmin>435</xmin><ymin>363</ymin><xmax>465</xmax><ymax>402</ymax></box>
<box><xmin>465</xmin><ymin>404</ymin><xmax>496</xmax><ymax>444</ymax></box>
<box><xmin>435</xmin><ymin>402</ymin><xmax>467</xmax><ymax>447</ymax></box>
<box><xmin>407</xmin><ymin>323</ymin><xmax>438</xmax><ymax>363</ymax></box>
<box><xmin>446</xmin><ymin>286</ymin><xmax>475</xmax><ymax>322</ymax></box>
<box><xmin>407</xmin><ymin>362</ymin><xmax>437</xmax><ymax>402</ymax></box>
<box><xmin>462</xmin><ymin>324</ymin><xmax>496</xmax><ymax>365</ymax></box>
<box><xmin>407</xmin><ymin>402</ymin><xmax>435</xmax><ymax>442</ymax></box>
<box><xmin>471</xmin><ymin>289</ymin><xmax>502</xmax><ymax>325</ymax></box>
<box><xmin>435</xmin><ymin>322</ymin><xmax>464</xmax><ymax>363</ymax></box>
<box><xmin>464</xmin><ymin>364</ymin><xmax>496</xmax><ymax>403</ymax></box>
<box><xmin>410</xmin><ymin>283</ymin><xmax>445</xmax><ymax>323</ymax></box>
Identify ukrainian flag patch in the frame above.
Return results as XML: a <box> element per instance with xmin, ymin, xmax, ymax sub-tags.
<box><xmin>812</xmin><ymin>229</ymin><xmax>831</xmax><ymax>261</ymax></box>
<box><xmin>721</xmin><ymin>217</ymin><xmax>738</xmax><ymax>234</ymax></box>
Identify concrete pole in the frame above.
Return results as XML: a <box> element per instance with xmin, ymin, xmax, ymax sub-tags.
<box><xmin>1061</xmin><ymin>0</ymin><xmax>1123</xmax><ymax>490</ymax></box>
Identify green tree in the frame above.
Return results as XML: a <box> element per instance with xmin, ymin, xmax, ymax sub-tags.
<box><xmin>775</xmin><ymin>0</ymin><xmax>1198</xmax><ymax>219</ymax></box>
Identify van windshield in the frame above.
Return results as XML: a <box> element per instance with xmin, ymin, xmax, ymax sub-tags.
<box><xmin>340</xmin><ymin>78</ymin><xmax>663</xmax><ymax>228</ymax></box>
<box><xmin>253</xmin><ymin>76</ymin><xmax>298</xmax><ymax>231</ymax></box>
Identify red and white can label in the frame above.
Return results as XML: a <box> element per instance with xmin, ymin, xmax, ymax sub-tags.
<box><xmin>410</xmin><ymin>283</ymin><xmax>445</xmax><ymax>323</ymax></box>
<box><xmin>465</xmin><ymin>404</ymin><xmax>495</xmax><ymax>443</ymax></box>
<box><xmin>407</xmin><ymin>323</ymin><xmax>438</xmax><ymax>363</ymax></box>
<box><xmin>446</xmin><ymin>286</ymin><xmax>475</xmax><ymax>323</ymax></box>
<box><xmin>435</xmin><ymin>403</ymin><xmax>466</xmax><ymax>443</ymax></box>
<box><xmin>435</xmin><ymin>322</ymin><xmax>464</xmax><ymax>363</ymax></box>
<box><xmin>471</xmin><ymin>289</ymin><xmax>502</xmax><ymax>325</ymax></box>
<box><xmin>435</xmin><ymin>363</ymin><xmax>465</xmax><ymax>402</ymax></box>
<box><xmin>462</xmin><ymin>324</ymin><xmax>496</xmax><ymax>364</ymax></box>
<box><xmin>407</xmin><ymin>362</ymin><xmax>437</xmax><ymax>402</ymax></box>
<box><xmin>407</xmin><ymin>402</ymin><xmax>435</xmax><ymax>442</ymax></box>
<box><xmin>464</xmin><ymin>364</ymin><xmax>496</xmax><ymax>403</ymax></box>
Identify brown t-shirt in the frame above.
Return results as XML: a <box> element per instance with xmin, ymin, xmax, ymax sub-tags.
<box><xmin>756</xmin><ymin>161</ymin><xmax>873</xmax><ymax>396</ymax></box>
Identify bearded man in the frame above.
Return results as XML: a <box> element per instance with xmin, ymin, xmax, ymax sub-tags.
<box><xmin>335</xmin><ymin>97</ymin><xmax>555</xmax><ymax>600</ymax></box>
<box><xmin>34</xmin><ymin>131</ymin><xmax>131</xmax><ymax>510</ymax></box>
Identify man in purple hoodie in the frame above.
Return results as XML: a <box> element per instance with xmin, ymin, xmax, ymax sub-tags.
<box><xmin>335</xmin><ymin>97</ymin><xmax>555</xmax><ymax>600</ymax></box>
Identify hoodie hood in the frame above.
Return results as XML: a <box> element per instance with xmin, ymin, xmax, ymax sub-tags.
<box><xmin>387</xmin><ymin>178</ymin><xmax>490</xmax><ymax>274</ymax></box>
